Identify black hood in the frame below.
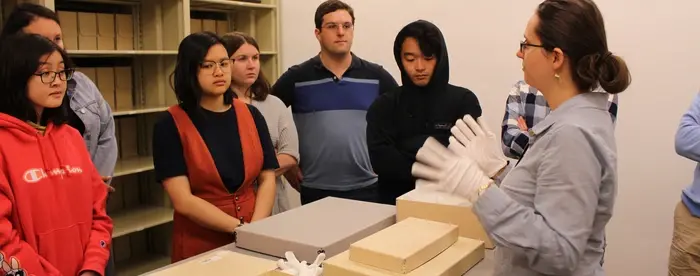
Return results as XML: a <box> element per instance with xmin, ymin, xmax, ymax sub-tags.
<box><xmin>393</xmin><ymin>20</ymin><xmax>449</xmax><ymax>92</ymax></box>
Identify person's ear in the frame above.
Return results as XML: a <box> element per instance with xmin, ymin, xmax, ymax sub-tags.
<box><xmin>314</xmin><ymin>28</ymin><xmax>321</xmax><ymax>40</ymax></box>
<box><xmin>551</xmin><ymin>47</ymin><xmax>565</xmax><ymax>72</ymax></box>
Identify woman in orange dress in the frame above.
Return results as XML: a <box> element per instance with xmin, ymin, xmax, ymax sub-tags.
<box><xmin>152</xmin><ymin>32</ymin><xmax>279</xmax><ymax>262</ymax></box>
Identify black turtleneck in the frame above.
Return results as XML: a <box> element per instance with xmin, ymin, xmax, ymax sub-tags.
<box><xmin>366</xmin><ymin>20</ymin><xmax>482</xmax><ymax>205</ymax></box>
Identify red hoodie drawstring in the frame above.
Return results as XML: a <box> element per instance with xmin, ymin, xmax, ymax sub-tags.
<box><xmin>34</xmin><ymin>128</ymin><xmax>75</xmax><ymax>179</ymax></box>
<box><xmin>48</xmin><ymin>132</ymin><xmax>76</xmax><ymax>177</ymax></box>
<box><xmin>35</xmin><ymin>133</ymin><xmax>52</xmax><ymax>172</ymax></box>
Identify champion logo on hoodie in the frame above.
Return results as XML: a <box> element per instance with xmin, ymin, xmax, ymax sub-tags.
<box><xmin>22</xmin><ymin>165</ymin><xmax>84</xmax><ymax>183</ymax></box>
<box><xmin>0</xmin><ymin>112</ymin><xmax>113</xmax><ymax>276</ymax></box>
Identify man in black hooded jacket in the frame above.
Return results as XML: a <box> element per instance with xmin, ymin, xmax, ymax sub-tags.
<box><xmin>366</xmin><ymin>20</ymin><xmax>483</xmax><ymax>205</ymax></box>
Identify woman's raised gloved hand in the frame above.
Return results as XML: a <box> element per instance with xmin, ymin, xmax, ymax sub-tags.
<box><xmin>412</xmin><ymin>137</ymin><xmax>493</xmax><ymax>202</ymax></box>
<box><xmin>449</xmin><ymin>115</ymin><xmax>508</xmax><ymax>178</ymax></box>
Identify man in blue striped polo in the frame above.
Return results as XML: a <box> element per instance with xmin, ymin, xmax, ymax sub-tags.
<box><xmin>272</xmin><ymin>0</ymin><xmax>398</xmax><ymax>205</ymax></box>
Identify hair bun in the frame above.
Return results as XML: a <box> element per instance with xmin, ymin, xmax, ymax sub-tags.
<box><xmin>575</xmin><ymin>51</ymin><xmax>631</xmax><ymax>94</ymax></box>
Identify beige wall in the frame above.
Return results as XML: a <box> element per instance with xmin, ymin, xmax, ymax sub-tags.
<box><xmin>279</xmin><ymin>0</ymin><xmax>700</xmax><ymax>275</ymax></box>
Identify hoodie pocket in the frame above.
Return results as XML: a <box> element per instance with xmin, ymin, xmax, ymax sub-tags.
<box><xmin>36</xmin><ymin>222</ymin><xmax>89</xmax><ymax>275</ymax></box>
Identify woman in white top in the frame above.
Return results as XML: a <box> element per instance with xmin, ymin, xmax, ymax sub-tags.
<box><xmin>222</xmin><ymin>32</ymin><xmax>300</xmax><ymax>214</ymax></box>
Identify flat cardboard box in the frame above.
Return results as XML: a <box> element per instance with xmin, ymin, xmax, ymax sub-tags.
<box><xmin>114</xmin><ymin>116</ymin><xmax>121</xmax><ymax>159</ymax></box>
<box><xmin>118</xmin><ymin>117</ymin><xmax>138</xmax><ymax>158</ymax></box>
<box><xmin>95</xmin><ymin>67</ymin><xmax>116</xmax><ymax>110</ymax></box>
<box><xmin>114</xmin><ymin>66</ymin><xmax>133</xmax><ymax>110</ymax></box>
<box><xmin>324</xmin><ymin>237</ymin><xmax>485</xmax><ymax>276</ymax></box>
<box><xmin>397</xmin><ymin>188</ymin><xmax>494</xmax><ymax>249</ymax></box>
<box><xmin>115</xmin><ymin>14</ymin><xmax>134</xmax><ymax>50</ymax></box>
<box><xmin>57</xmin><ymin>11</ymin><xmax>78</xmax><ymax>50</ymax></box>
<box><xmin>235</xmin><ymin>197</ymin><xmax>396</xmax><ymax>262</ymax></box>
<box><xmin>190</xmin><ymin>19</ymin><xmax>202</xmax><ymax>33</ymax></box>
<box><xmin>216</xmin><ymin>20</ymin><xmax>229</xmax><ymax>35</ymax></box>
<box><xmin>202</xmin><ymin>19</ymin><xmax>217</xmax><ymax>33</ymax></box>
<box><xmin>148</xmin><ymin>250</ymin><xmax>279</xmax><ymax>276</ymax></box>
<box><xmin>79</xmin><ymin>68</ymin><xmax>97</xmax><ymax>83</ymax></box>
<box><xmin>349</xmin><ymin>217</ymin><xmax>458</xmax><ymax>274</ymax></box>
<box><xmin>96</xmin><ymin>13</ymin><xmax>116</xmax><ymax>50</ymax></box>
<box><xmin>77</xmin><ymin>12</ymin><xmax>98</xmax><ymax>50</ymax></box>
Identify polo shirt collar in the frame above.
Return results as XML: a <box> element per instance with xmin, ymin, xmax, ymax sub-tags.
<box><xmin>312</xmin><ymin>52</ymin><xmax>362</xmax><ymax>71</ymax></box>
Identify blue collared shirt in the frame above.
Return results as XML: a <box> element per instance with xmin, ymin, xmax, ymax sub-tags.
<box><xmin>674</xmin><ymin>92</ymin><xmax>700</xmax><ymax>216</ymax></box>
<box><xmin>476</xmin><ymin>92</ymin><xmax>617</xmax><ymax>276</ymax></box>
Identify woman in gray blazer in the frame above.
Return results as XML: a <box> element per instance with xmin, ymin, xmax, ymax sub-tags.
<box><xmin>222</xmin><ymin>32</ymin><xmax>300</xmax><ymax>214</ymax></box>
<box><xmin>411</xmin><ymin>0</ymin><xmax>631</xmax><ymax>275</ymax></box>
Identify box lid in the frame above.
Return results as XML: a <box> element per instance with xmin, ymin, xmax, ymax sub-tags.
<box><xmin>148</xmin><ymin>250</ymin><xmax>278</xmax><ymax>276</ymax></box>
<box><xmin>324</xmin><ymin>237</ymin><xmax>486</xmax><ymax>276</ymax></box>
<box><xmin>396</xmin><ymin>188</ymin><xmax>495</xmax><ymax>249</ymax></box>
<box><xmin>349</xmin><ymin>217</ymin><xmax>459</xmax><ymax>273</ymax></box>
<box><xmin>235</xmin><ymin>197</ymin><xmax>396</xmax><ymax>261</ymax></box>
<box><xmin>398</xmin><ymin>187</ymin><xmax>472</xmax><ymax>207</ymax></box>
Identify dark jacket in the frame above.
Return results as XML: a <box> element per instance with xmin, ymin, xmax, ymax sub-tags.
<box><xmin>366</xmin><ymin>20</ymin><xmax>482</xmax><ymax>204</ymax></box>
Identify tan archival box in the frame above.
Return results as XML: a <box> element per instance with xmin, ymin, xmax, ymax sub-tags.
<box><xmin>324</xmin><ymin>237</ymin><xmax>485</xmax><ymax>276</ymax></box>
<box><xmin>349</xmin><ymin>217</ymin><xmax>458</xmax><ymax>274</ymax></box>
<box><xmin>148</xmin><ymin>250</ymin><xmax>281</xmax><ymax>276</ymax></box>
<box><xmin>396</xmin><ymin>188</ymin><xmax>494</xmax><ymax>249</ymax></box>
<box><xmin>235</xmin><ymin>197</ymin><xmax>396</xmax><ymax>262</ymax></box>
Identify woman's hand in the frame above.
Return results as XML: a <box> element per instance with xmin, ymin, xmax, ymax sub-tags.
<box><xmin>251</xmin><ymin>170</ymin><xmax>276</xmax><ymax>221</ymax></box>
<box><xmin>101</xmin><ymin>176</ymin><xmax>115</xmax><ymax>192</ymax></box>
<box><xmin>449</xmin><ymin>115</ymin><xmax>509</xmax><ymax>178</ymax></box>
<box><xmin>284</xmin><ymin>166</ymin><xmax>303</xmax><ymax>191</ymax></box>
<box><xmin>79</xmin><ymin>270</ymin><xmax>100</xmax><ymax>276</ymax></box>
<box><xmin>412</xmin><ymin>138</ymin><xmax>493</xmax><ymax>202</ymax></box>
<box><xmin>517</xmin><ymin>116</ymin><xmax>529</xmax><ymax>131</ymax></box>
<box><xmin>233</xmin><ymin>218</ymin><xmax>243</xmax><ymax>229</ymax></box>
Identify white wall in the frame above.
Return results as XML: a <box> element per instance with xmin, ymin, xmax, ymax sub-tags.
<box><xmin>280</xmin><ymin>1</ymin><xmax>700</xmax><ymax>275</ymax></box>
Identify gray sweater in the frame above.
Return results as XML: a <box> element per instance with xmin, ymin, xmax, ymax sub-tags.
<box><xmin>251</xmin><ymin>95</ymin><xmax>299</xmax><ymax>214</ymax></box>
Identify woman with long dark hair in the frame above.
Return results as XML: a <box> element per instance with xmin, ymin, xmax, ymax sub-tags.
<box><xmin>1</xmin><ymin>4</ymin><xmax>118</xmax><ymax>186</ymax></box>
<box><xmin>0</xmin><ymin>33</ymin><xmax>112</xmax><ymax>276</ymax></box>
<box><xmin>0</xmin><ymin>5</ymin><xmax>118</xmax><ymax>272</ymax></box>
<box><xmin>152</xmin><ymin>32</ymin><xmax>278</xmax><ymax>262</ymax></box>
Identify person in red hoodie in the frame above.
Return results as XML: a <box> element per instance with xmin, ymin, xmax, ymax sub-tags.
<box><xmin>0</xmin><ymin>33</ymin><xmax>113</xmax><ymax>276</ymax></box>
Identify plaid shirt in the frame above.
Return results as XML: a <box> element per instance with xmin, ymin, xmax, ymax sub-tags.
<box><xmin>501</xmin><ymin>80</ymin><xmax>618</xmax><ymax>159</ymax></box>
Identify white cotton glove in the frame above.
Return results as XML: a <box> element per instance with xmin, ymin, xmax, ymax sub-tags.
<box><xmin>412</xmin><ymin>137</ymin><xmax>494</xmax><ymax>202</ymax></box>
<box><xmin>277</xmin><ymin>251</ymin><xmax>325</xmax><ymax>276</ymax></box>
<box><xmin>448</xmin><ymin>115</ymin><xmax>509</xmax><ymax>178</ymax></box>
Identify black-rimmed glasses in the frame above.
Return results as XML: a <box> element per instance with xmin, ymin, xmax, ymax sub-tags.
<box><xmin>34</xmin><ymin>68</ymin><xmax>75</xmax><ymax>84</ymax></box>
<box><xmin>519</xmin><ymin>41</ymin><xmax>546</xmax><ymax>53</ymax></box>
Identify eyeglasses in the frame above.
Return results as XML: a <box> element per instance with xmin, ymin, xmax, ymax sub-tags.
<box><xmin>322</xmin><ymin>22</ymin><xmax>354</xmax><ymax>32</ymax></box>
<box><xmin>519</xmin><ymin>41</ymin><xmax>546</xmax><ymax>53</ymax></box>
<box><xmin>34</xmin><ymin>68</ymin><xmax>75</xmax><ymax>84</ymax></box>
<box><xmin>200</xmin><ymin>59</ymin><xmax>232</xmax><ymax>74</ymax></box>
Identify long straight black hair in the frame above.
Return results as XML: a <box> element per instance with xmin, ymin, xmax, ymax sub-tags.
<box><xmin>0</xmin><ymin>3</ymin><xmax>61</xmax><ymax>41</ymax></box>
<box><xmin>170</xmin><ymin>31</ymin><xmax>234</xmax><ymax>112</ymax></box>
<box><xmin>0</xmin><ymin>33</ymin><xmax>74</xmax><ymax>125</ymax></box>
